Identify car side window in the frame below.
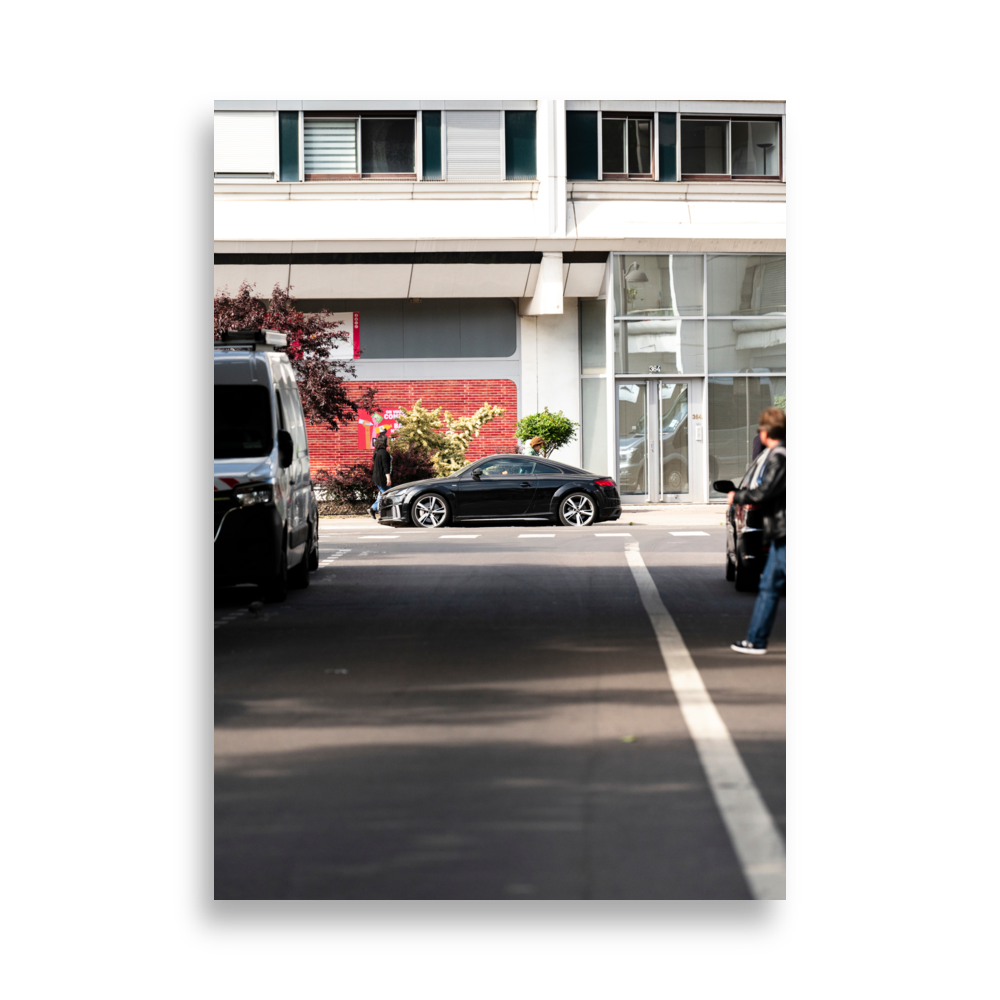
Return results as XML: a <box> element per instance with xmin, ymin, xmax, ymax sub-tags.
<box><xmin>479</xmin><ymin>458</ymin><xmax>536</xmax><ymax>476</ymax></box>
<box><xmin>533</xmin><ymin>462</ymin><xmax>561</xmax><ymax>474</ymax></box>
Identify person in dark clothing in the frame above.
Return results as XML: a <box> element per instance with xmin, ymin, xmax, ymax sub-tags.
<box><xmin>729</xmin><ymin>408</ymin><xmax>786</xmax><ymax>654</ymax></box>
<box><xmin>370</xmin><ymin>431</ymin><xmax>392</xmax><ymax>519</ymax></box>
<box><xmin>751</xmin><ymin>431</ymin><xmax>765</xmax><ymax>461</ymax></box>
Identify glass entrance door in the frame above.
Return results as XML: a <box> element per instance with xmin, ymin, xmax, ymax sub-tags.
<box><xmin>617</xmin><ymin>382</ymin><xmax>647</xmax><ymax>496</ymax></box>
<box><xmin>617</xmin><ymin>380</ymin><xmax>694</xmax><ymax>501</ymax></box>
<box><xmin>658</xmin><ymin>382</ymin><xmax>689</xmax><ymax>498</ymax></box>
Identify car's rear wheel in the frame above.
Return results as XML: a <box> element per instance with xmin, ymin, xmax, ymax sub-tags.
<box><xmin>411</xmin><ymin>493</ymin><xmax>450</xmax><ymax>528</ymax></box>
<box><xmin>664</xmin><ymin>462</ymin><xmax>685</xmax><ymax>492</ymax></box>
<box><xmin>559</xmin><ymin>492</ymin><xmax>597</xmax><ymax>527</ymax></box>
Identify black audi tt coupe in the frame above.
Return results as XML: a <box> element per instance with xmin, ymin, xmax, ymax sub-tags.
<box><xmin>377</xmin><ymin>454</ymin><xmax>622</xmax><ymax>528</ymax></box>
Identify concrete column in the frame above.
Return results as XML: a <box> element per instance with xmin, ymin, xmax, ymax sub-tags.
<box><xmin>519</xmin><ymin>251</ymin><xmax>564</xmax><ymax>316</ymax></box>
<box><xmin>519</xmin><ymin>315</ymin><xmax>538</xmax><ymax>418</ymax></box>
<box><xmin>536</xmin><ymin>99</ymin><xmax>567</xmax><ymax>240</ymax></box>
<box><xmin>533</xmin><ymin>298</ymin><xmax>582</xmax><ymax>468</ymax></box>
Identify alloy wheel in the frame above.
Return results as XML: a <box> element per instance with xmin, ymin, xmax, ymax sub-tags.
<box><xmin>413</xmin><ymin>494</ymin><xmax>448</xmax><ymax>528</ymax></box>
<box><xmin>561</xmin><ymin>493</ymin><xmax>596</xmax><ymax>527</ymax></box>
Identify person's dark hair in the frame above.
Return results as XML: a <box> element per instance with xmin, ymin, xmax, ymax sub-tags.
<box><xmin>374</xmin><ymin>431</ymin><xmax>388</xmax><ymax>451</ymax></box>
<box><xmin>758</xmin><ymin>407</ymin><xmax>786</xmax><ymax>440</ymax></box>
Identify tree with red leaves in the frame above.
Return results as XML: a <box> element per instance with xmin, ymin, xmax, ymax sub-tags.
<box><xmin>214</xmin><ymin>281</ymin><xmax>376</xmax><ymax>433</ymax></box>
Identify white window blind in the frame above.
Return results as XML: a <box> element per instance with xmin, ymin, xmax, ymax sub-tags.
<box><xmin>445</xmin><ymin>111</ymin><xmax>503</xmax><ymax>181</ymax></box>
<box><xmin>304</xmin><ymin>118</ymin><xmax>359</xmax><ymax>175</ymax></box>
<box><xmin>213</xmin><ymin>112</ymin><xmax>276</xmax><ymax>175</ymax></box>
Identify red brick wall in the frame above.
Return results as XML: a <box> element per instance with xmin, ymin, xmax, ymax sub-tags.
<box><xmin>306</xmin><ymin>379</ymin><xmax>518</xmax><ymax>475</ymax></box>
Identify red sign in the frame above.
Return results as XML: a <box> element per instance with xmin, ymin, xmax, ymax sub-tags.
<box><xmin>357</xmin><ymin>407</ymin><xmax>404</xmax><ymax>450</ymax></box>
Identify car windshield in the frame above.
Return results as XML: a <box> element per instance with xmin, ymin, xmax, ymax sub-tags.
<box><xmin>215</xmin><ymin>385</ymin><xmax>273</xmax><ymax>459</ymax></box>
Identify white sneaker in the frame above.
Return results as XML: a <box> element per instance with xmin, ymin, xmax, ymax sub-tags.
<box><xmin>731</xmin><ymin>640</ymin><xmax>767</xmax><ymax>655</ymax></box>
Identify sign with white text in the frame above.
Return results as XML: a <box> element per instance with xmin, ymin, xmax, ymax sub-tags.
<box><xmin>325</xmin><ymin>312</ymin><xmax>360</xmax><ymax>359</ymax></box>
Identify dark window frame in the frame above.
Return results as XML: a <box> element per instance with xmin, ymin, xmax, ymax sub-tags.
<box><xmin>600</xmin><ymin>112</ymin><xmax>654</xmax><ymax>180</ymax></box>
<box><xmin>303</xmin><ymin>111</ymin><xmax>417</xmax><ymax>181</ymax></box>
<box><xmin>679</xmin><ymin>114</ymin><xmax>783</xmax><ymax>182</ymax></box>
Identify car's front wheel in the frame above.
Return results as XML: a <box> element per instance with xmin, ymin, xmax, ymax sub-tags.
<box><xmin>411</xmin><ymin>493</ymin><xmax>450</xmax><ymax>528</ymax></box>
<box><xmin>262</xmin><ymin>542</ymin><xmax>288</xmax><ymax>602</ymax></box>
<box><xmin>308</xmin><ymin>522</ymin><xmax>319</xmax><ymax>570</ymax></box>
<box><xmin>558</xmin><ymin>492</ymin><xmax>597</xmax><ymax>527</ymax></box>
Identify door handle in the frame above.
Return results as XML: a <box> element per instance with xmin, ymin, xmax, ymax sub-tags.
<box><xmin>520</xmin><ymin>482</ymin><xmax>533</xmax><ymax>488</ymax></box>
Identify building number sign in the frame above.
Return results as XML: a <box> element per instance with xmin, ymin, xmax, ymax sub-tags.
<box><xmin>648</xmin><ymin>365</ymin><xmax>661</xmax><ymax>373</ymax></box>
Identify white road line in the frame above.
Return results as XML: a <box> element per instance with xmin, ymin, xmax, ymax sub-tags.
<box><xmin>595</xmin><ymin>532</ymin><xmax>631</xmax><ymax>536</ymax></box>
<box><xmin>519</xmin><ymin>534</ymin><xmax>555</xmax><ymax>538</ymax></box>
<box><xmin>439</xmin><ymin>535</ymin><xmax>480</xmax><ymax>539</ymax></box>
<box><xmin>359</xmin><ymin>535</ymin><xmax>399</xmax><ymax>539</ymax></box>
<box><xmin>214</xmin><ymin>609</ymin><xmax>249</xmax><ymax>630</ymax></box>
<box><xmin>624</xmin><ymin>541</ymin><xmax>785</xmax><ymax>900</ymax></box>
<box><xmin>669</xmin><ymin>531</ymin><xmax>710</xmax><ymax>536</ymax></box>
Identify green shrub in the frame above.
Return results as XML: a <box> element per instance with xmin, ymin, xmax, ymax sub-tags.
<box><xmin>515</xmin><ymin>408</ymin><xmax>578</xmax><ymax>457</ymax></box>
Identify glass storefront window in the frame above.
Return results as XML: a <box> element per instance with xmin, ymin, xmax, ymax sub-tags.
<box><xmin>613</xmin><ymin>254</ymin><xmax>703</xmax><ymax>318</ymax></box>
<box><xmin>708</xmin><ymin>376</ymin><xmax>786</xmax><ymax>495</ymax></box>
<box><xmin>707</xmin><ymin>254</ymin><xmax>785</xmax><ymax>316</ymax></box>
<box><xmin>580</xmin><ymin>299</ymin><xmax>607</xmax><ymax>374</ymax></box>
<box><xmin>708</xmin><ymin>318</ymin><xmax>786</xmax><ymax>373</ymax></box>
<box><xmin>581</xmin><ymin>378</ymin><xmax>608</xmax><ymax>475</ymax></box>
<box><xmin>615</xmin><ymin>319</ymin><xmax>704</xmax><ymax>375</ymax></box>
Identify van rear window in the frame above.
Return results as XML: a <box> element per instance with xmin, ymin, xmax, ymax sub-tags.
<box><xmin>215</xmin><ymin>385</ymin><xmax>273</xmax><ymax>459</ymax></box>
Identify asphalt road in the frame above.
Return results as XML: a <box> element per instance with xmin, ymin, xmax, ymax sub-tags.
<box><xmin>214</xmin><ymin>518</ymin><xmax>785</xmax><ymax>900</ymax></box>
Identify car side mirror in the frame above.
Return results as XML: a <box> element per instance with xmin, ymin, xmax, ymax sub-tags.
<box><xmin>277</xmin><ymin>429</ymin><xmax>294</xmax><ymax>468</ymax></box>
<box><xmin>471</xmin><ymin>469</ymin><xmax>482</xmax><ymax>480</ymax></box>
<box><xmin>713</xmin><ymin>479</ymin><xmax>736</xmax><ymax>493</ymax></box>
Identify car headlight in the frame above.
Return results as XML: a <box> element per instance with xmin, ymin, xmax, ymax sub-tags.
<box><xmin>234</xmin><ymin>483</ymin><xmax>273</xmax><ymax>507</ymax></box>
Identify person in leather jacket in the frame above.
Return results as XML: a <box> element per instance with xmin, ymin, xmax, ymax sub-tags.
<box><xmin>729</xmin><ymin>408</ymin><xmax>786</xmax><ymax>654</ymax></box>
<box><xmin>369</xmin><ymin>431</ymin><xmax>393</xmax><ymax>520</ymax></box>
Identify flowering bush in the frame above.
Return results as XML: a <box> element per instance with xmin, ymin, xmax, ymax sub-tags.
<box><xmin>393</xmin><ymin>399</ymin><xmax>506</xmax><ymax>476</ymax></box>
<box><xmin>313</xmin><ymin>465</ymin><xmax>378</xmax><ymax>507</ymax></box>
<box><xmin>313</xmin><ymin>443</ymin><xmax>436</xmax><ymax>509</ymax></box>
<box><xmin>214</xmin><ymin>281</ymin><xmax>376</xmax><ymax>433</ymax></box>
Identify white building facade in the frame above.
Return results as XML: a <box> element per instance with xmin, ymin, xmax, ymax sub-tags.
<box><xmin>214</xmin><ymin>99</ymin><xmax>786</xmax><ymax>502</ymax></box>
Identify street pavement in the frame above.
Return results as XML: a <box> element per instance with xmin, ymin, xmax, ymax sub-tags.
<box><xmin>214</xmin><ymin>514</ymin><xmax>785</xmax><ymax>900</ymax></box>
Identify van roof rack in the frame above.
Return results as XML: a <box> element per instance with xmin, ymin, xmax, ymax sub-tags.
<box><xmin>218</xmin><ymin>328</ymin><xmax>287</xmax><ymax>350</ymax></box>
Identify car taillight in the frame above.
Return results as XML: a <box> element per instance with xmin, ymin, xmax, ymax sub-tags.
<box><xmin>744</xmin><ymin>503</ymin><xmax>754</xmax><ymax>510</ymax></box>
<box><xmin>593</xmin><ymin>478</ymin><xmax>616</xmax><ymax>488</ymax></box>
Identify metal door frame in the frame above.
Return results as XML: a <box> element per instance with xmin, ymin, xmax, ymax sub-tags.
<box><xmin>615</xmin><ymin>376</ymin><xmax>703</xmax><ymax>503</ymax></box>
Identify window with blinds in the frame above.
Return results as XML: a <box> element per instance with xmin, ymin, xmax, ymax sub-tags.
<box><xmin>304</xmin><ymin>118</ymin><xmax>359</xmax><ymax>179</ymax></box>
<box><xmin>445</xmin><ymin>110</ymin><xmax>503</xmax><ymax>181</ymax></box>
<box><xmin>214</xmin><ymin>112</ymin><xmax>277</xmax><ymax>178</ymax></box>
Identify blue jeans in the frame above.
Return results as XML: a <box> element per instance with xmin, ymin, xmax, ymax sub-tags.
<box><xmin>746</xmin><ymin>542</ymin><xmax>786</xmax><ymax>648</ymax></box>
<box><xmin>371</xmin><ymin>485</ymin><xmax>385</xmax><ymax>511</ymax></box>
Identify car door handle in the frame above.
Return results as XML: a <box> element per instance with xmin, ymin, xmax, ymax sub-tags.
<box><xmin>520</xmin><ymin>482</ymin><xmax>533</xmax><ymax>488</ymax></box>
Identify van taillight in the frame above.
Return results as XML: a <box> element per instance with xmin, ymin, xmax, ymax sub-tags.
<box><xmin>593</xmin><ymin>478</ymin><xmax>615</xmax><ymax>488</ymax></box>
